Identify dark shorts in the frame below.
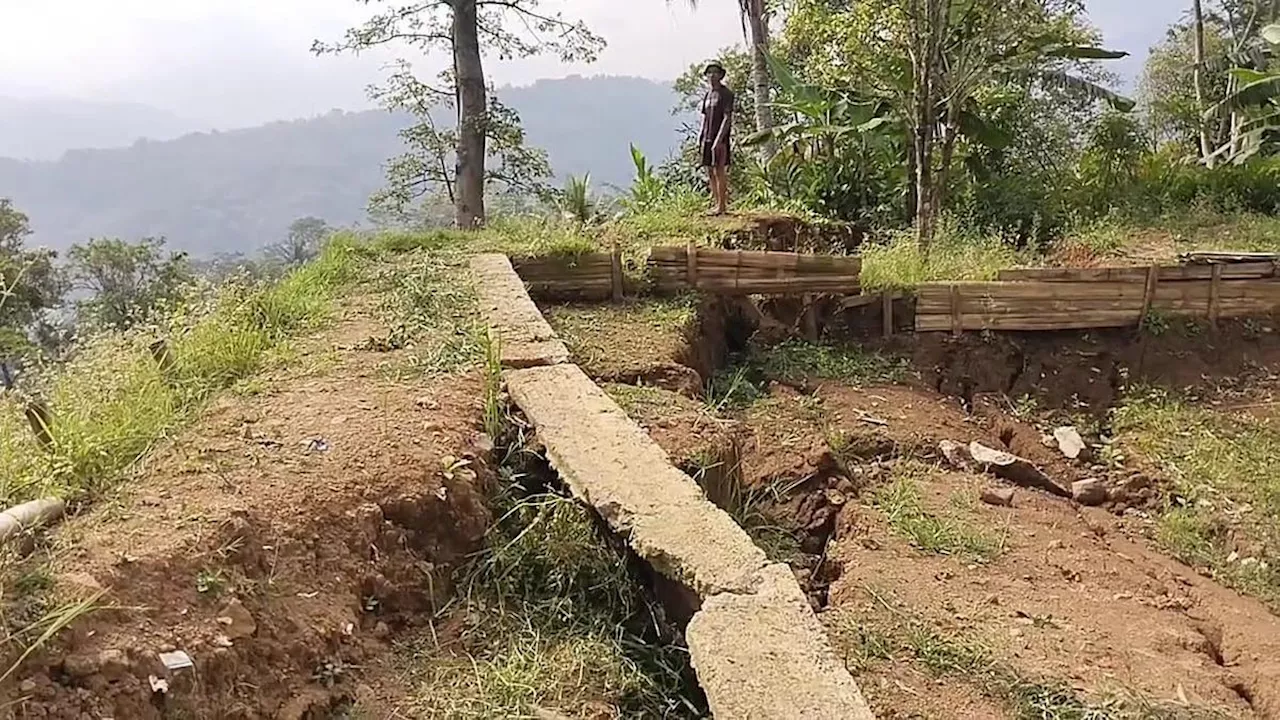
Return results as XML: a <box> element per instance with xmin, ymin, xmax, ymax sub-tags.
<box><xmin>701</xmin><ymin>141</ymin><xmax>731</xmax><ymax>168</ymax></box>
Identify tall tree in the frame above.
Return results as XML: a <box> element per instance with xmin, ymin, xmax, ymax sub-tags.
<box><xmin>66</xmin><ymin>237</ymin><xmax>191</xmax><ymax>331</ymax></box>
<box><xmin>317</xmin><ymin>1</ymin><xmax>602</xmax><ymax>228</ymax></box>
<box><xmin>1194</xmin><ymin>0</ymin><xmax>1216</xmax><ymax>164</ymax></box>
<box><xmin>0</xmin><ymin>199</ymin><xmax>63</xmax><ymax>357</ymax></box>
<box><xmin>269</xmin><ymin>217</ymin><xmax>331</xmax><ymax>267</ymax></box>
<box><xmin>784</xmin><ymin>0</ymin><xmax>1131</xmax><ymax>246</ymax></box>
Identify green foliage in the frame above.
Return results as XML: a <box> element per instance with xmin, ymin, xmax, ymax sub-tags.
<box><xmin>559</xmin><ymin>173</ymin><xmax>597</xmax><ymax>228</ymax></box>
<box><xmin>267</xmin><ymin>216</ymin><xmax>331</xmax><ymax>267</ymax></box>
<box><xmin>742</xmin><ymin>54</ymin><xmax>906</xmax><ymax>225</ymax></box>
<box><xmin>0</xmin><ymin>238</ymin><xmax>357</xmax><ymax>507</ymax></box>
<box><xmin>1113</xmin><ymin>388</ymin><xmax>1280</xmax><ymax>610</ymax></box>
<box><xmin>66</xmin><ymin>237</ymin><xmax>192</xmax><ymax>331</ymax></box>
<box><xmin>621</xmin><ymin>145</ymin><xmax>703</xmax><ymax>216</ymax></box>
<box><xmin>0</xmin><ymin>199</ymin><xmax>64</xmax><ymax>357</ymax></box>
<box><xmin>366</xmin><ymin>66</ymin><xmax>556</xmax><ymax>222</ymax></box>
<box><xmin>872</xmin><ymin>462</ymin><xmax>1004</xmax><ymax>562</ymax></box>
<box><xmin>860</xmin><ymin>227</ymin><xmax>1025</xmax><ymax>291</ymax></box>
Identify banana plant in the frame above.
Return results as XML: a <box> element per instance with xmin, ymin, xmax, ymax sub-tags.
<box><xmin>1203</xmin><ymin>24</ymin><xmax>1280</xmax><ymax>163</ymax></box>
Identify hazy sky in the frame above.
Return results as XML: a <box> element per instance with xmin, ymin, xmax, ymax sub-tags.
<box><xmin>0</xmin><ymin>0</ymin><xmax>1181</xmax><ymax>129</ymax></box>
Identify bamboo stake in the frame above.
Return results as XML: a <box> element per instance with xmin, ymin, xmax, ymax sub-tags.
<box><xmin>1139</xmin><ymin>265</ymin><xmax>1159</xmax><ymax>329</ymax></box>
<box><xmin>609</xmin><ymin>243</ymin><xmax>624</xmax><ymax>302</ymax></box>
<box><xmin>882</xmin><ymin>292</ymin><xmax>894</xmax><ymax>337</ymax></box>
<box><xmin>949</xmin><ymin>284</ymin><xmax>962</xmax><ymax>336</ymax></box>
<box><xmin>1209</xmin><ymin>264</ymin><xmax>1222</xmax><ymax>329</ymax></box>
<box><xmin>686</xmin><ymin>242</ymin><xmax>698</xmax><ymax>289</ymax></box>
<box><xmin>0</xmin><ymin>498</ymin><xmax>65</xmax><ymax>544</ymax></box>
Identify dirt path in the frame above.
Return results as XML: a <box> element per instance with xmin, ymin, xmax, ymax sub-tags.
<box><xmin>5</xmin><ymin>291</ymin><xmax>495</xmax><ymax>718</ymax></box>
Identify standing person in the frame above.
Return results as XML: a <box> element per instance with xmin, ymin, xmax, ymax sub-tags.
<box><xmin>699</xmin><ymin>62</ymin><xmax>735</xmax><ymax>216</ymax></box>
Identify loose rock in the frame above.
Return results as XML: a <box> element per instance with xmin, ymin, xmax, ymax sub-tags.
<box><xmin>969</xmin><ymin>442</ymin><xmax>1070</xmax><ymax>497</ymax></box>
<box><xmin>980</xmin><ymin>487</ymin><xmax>1015</xmax><ymax>507</ymax></box>
<box><xmin>938</xmin><ymin>440</ymin><xmax>971</xmax><ymax>469</ymax></box>
<box><xmin>1053</xmin><ymin>426</ymin><xmax>1086</xmax><ymax>460</ymax></box>
<box><xmin>98</xmin><ymin>649</ymin><xmax>131</xmax><ymax>680</ymax></box>
<box><xmin>1072</xmin><ymin>478</ymin><xmax>1108</xmax><ymax>506</ymax></box>
<box><xmin>62</xmin><ymin>654</ymin><xmax>100</xmax><ymax>678</ymax></box>
<box><xmin>217</xmin><ymin>598</ymin><xmax>256</xmax><ymax>640</ymax></box>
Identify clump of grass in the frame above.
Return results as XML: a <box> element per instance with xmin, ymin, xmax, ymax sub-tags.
<box><xmin>604</xmin><ymin>384</ymin><xmax>700</xmax><ymax>421</ymax></box>
<box><xmin>409</xmin><ymin>449</ymin><xmax>703</xmax><ymax>717</ymax></box>
<box><xmin>481</xmin><ymin>216</ymin><xmax>603</xmax><ymax>259</ymax></box>
<box><xmin>873</xmin><ymin>462</ymin><xmax>1003</xmax><ymax>562</ymax></box>
<box><xmin>544</xmin><ymin>297</ymin><xmax>699</xmax><ymax>374</ymax></box>
<box><xmin>860</xmin><ymin>227</ymin><xmax>1027</xmax><ymax>291</ymax></box>
<box><xmin>826</xmin><ymin>596</ymin><xmax>1223</xmax><ymax>720</ymax></box>
<box><xmin>369</xmin><ymin>240</ymin><xmax>485</xmax><ymax>376</ymax></box>
<box><xmin>1113</xmin><ymin>388</ymin><xmax>1280</xmax><ymax>608</ymax></box>
<box><xmin>754</xmin><ymin>340</ymin><xmax>907</xmax><ymax>385</ymax></box>
<box><xmin>0</xmin><ymin>238</ymin><xmax>359</xmax><ymax>507</ymax></box>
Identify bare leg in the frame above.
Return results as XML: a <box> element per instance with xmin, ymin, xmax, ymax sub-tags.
<box><xmin>707</xmin><ymin>166</ymin><xmax>722</xmax><ymax>214</ymax></box>
<box><xmin>713</xmin><ymin>164</ymin><xmax>730</xmax><ymax>214</ymax></box>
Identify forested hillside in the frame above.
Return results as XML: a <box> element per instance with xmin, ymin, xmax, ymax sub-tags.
<box><xmin>0</xmin><ymin>76</ymin><xmax>682</xmax><ymax>255</ymax></box>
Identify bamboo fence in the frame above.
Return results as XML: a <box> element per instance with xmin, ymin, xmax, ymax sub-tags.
<box><xmin>512</xmin><ymin>246</ymin><xmax>862</xmax><ymax>300</ymax></box>
<box><xmin>916</xmin><ymin>259</ymin><xmax>1280</xmax><ymax>333</ymax></box>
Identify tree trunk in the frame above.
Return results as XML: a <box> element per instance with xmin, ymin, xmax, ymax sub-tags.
<box><xmin>745</xmin><ymin>0</ymin><xmax>776</xmax><ymax>163</ymax></box>
<box><xmin>934</xmin><ymin>109</ymin><xmax>959</xmax><ymax>216</ymax></box>
<box><xmin>453</xmin><ymin>0</ymin><xmax>486</xmax><ymax>228</ymax></box>
<box><xmin>912</xmin><ymin>0</ymin><xmax>945</xmax><ymax>248</ymax></box>
<box><xmin>905</xmin><ymin>136</ymin><xmax>918</xmax><ymax>223</ymax></box>
<box><xmin>1193</xmin><ymin>0</ymin><xmax>1214</xmax><ymax>166</ymax></box>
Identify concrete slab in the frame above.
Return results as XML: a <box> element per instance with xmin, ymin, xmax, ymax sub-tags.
<box><xmin>687</xmin><ymin>563</ymin><xmax>876</xmax><ymax>720</ymax></box>
<box><xmin>505</xmin><ymin>363</ymin><xmax>768</xmax><ymax>597</ymax></box>
<box><xmin>470</xmin><ymin>254</ymin><xmax>569</xmax><ymax>368</ymax></box>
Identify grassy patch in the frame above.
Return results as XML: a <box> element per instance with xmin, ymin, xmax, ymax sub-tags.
<box><xmin>754</xmin><ymin>340</ymin><xmax>907</xmax><ymax>385</ymax></box>
<box><xmin>368</xmin><ymin>240</ymin><xmax>485</xmax><ymax>377</ymax></box>
<box><xmin>403</xmin><ymin>435</ymin><xmax>703</xmax><ymax>718</ymax></box>
<box><xmin>544</xmin><ymin>296</ymin><xmax>699</xmax><ymax>374</ymax></box>
<box><xmin>0</xmin><ymin>239</ymin><xmax>359</xmax><ymax>506</ymax></box>
<box><xmin>708</xmin><ymin>341</ymin><xmax>906</xmax><ymax>412</ymax></box>
<box><xmin>826</xmin><ymin>594</ymin><xmax>1225</xmax><ymax>720</ymax></box>
<box><xmin>605</xmin><ymin>383</ymin><xmax>691</xmax><ymax>419</ymax></box>
<box><xmin>872</xmin><ymin>462</ymin><xmax>1004</xmax><ymax>562</ymax></box>
<box><xmin>1113</xmin><ymin>388</ymin><xmax>1280</xmax><ymax>608</ymax></box>
<box><xmin>860</xmin><ymin>229</ymin><xmax>1027</xmax><ymax>291</ymax></box>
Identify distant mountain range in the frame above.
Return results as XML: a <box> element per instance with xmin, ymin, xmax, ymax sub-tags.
<box><xmin>0</xmin><ymin>76</ymin><xmax>685</xmax><ymax>257</ymax></box>
<box><xmin>0</xmin><ymin>96</ymin><xmax>200</xmax><ymax>161</ymax></box>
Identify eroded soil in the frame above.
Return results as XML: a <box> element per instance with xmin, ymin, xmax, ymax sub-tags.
<box><xmin>3</xmin><ymin>296</ymin><xmax>495</xmax><ymax>719</ymax></box>
<box><xmin>565</xmin><ymin>294</ymin><xmax>1280</xmax><ymax>718</ymax></box>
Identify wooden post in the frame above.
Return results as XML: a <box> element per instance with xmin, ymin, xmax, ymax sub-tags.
<box><xmin>685</xmin><ymin>242</ymin><xmax>698</xmax><ymax>290</ymax></box>
<box><xmin>949</xmin><ymin>284</ymin><xmax>963</xmax><ymax>336</ymax></box>
<box><xmin>25</xmin><ymin>398</ymin><xmax>54</xmax><ymax>450</ymax></box>
<box><xmin>882</xmin><ymin>292</ymin><xmax>894</xmax><ymax>337</ymax></box>
<box><xmin>1209</xmin><ymin>263</ymin><xmax>1222</xmax><ymax>329</ymax></box>
<box><xmin>609</xmin><ymin>243</ymin><xmax>624</xmax><ymax>302</ymax></box>
<box><xmin>735</xmin><ymin>249</ymin><xmax>743</xmax><ymax>294</ymax></box>
<box><xmin>149</xmin><ymin>339</ymin><xmax>176</xmax><ymax>373</ymax></box>
<box><xmin>802</xmin><ymin>294</ymin><xmax>819</xmax><ymax>342</ymax></box>
<box><xmin>1139</xmin><ymin>264</ymin><xmax>1159</xmax><ymax>330</ymax></box>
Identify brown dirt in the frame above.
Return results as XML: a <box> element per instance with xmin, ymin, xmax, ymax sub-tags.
<box><xmin>720</xmin><ymin>380</ymin><xmax>1280</xmax><ymax>718</ymax></box>
<box><xmin>620</xmin><ymin>368</ymin><xmax>1280</xmax><ymax>717</ymax></box>
<box><xmin>843</xmin><ymin>660</ymin><xmax>1007</xmax><ymax>720</ymax></box>
<box><xmin>542</xmin><ymin>297</ymin><xmax>739</xmax><ymax>397</ymax></box>
<box><xmin>889</xmin><ymin>320</ymin><xmax>1280</xmax><ymax>415</ymax></box>
<box><xmin>3</xmin><ymin>296</ymin><xmax>494</xmax><ymax>719</ymax></box>
<box><xmin>827</xmin><ymin>466</ymin><xmax>1280</xmax><ymax>717</ymax></box>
